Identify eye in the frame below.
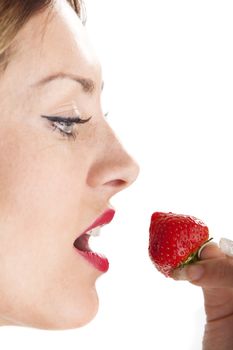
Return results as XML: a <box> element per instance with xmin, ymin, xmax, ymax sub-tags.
<box><xmin>41</xmin><ymin>114</ymin><xmax>92</xmax><ymax>140</ymax></box>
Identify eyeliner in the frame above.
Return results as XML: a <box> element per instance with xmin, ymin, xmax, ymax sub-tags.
<box><xmin>41</xmin><ymin>115</ymin><xmax>92</xmax><ymax>124</ymax></box>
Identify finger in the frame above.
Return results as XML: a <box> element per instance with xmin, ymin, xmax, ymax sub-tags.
<box><xmin>199</xmin><ymin>242</ymin><xmax>225</xmax><ymax>260</ymax></box>
<box><xmin>172</xmin><ymin>257</ymin><xmax>233</xmax><ymax>288</ymax></box>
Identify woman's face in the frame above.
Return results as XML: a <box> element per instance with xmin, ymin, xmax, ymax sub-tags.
<box><xmin>0</xmin><ymin>0</ymin><xmax>139</xmax><ymax>329</ymax></box>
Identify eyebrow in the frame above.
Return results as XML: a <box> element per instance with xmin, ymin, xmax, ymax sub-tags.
<box><xmin>32</xmin><ymin>72</ymin><xmax>104</xmax><ymax>94</ymax></box>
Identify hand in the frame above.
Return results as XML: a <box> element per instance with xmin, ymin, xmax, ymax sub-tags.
<box><xmin>172</xmin><ymin>239</ymin><xmax>233</xmax><ymax>350</ymax></box>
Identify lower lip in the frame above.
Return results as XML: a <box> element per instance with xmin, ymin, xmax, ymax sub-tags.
<box><xmin>74</xmin><ymin>248</ymin><xmax>109</xmax><ymax>273</ymax></box>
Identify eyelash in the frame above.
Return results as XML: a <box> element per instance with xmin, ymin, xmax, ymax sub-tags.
<box><xmin>41</xmin><ymin>114</ymin><xmax>92</xmax><ymax>140</ymax></box>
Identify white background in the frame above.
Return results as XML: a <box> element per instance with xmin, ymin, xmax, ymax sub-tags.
<box><xmin>2</xmin><ymin>1</ymin><xmax>233</xmax><ymax>349</ymax></box>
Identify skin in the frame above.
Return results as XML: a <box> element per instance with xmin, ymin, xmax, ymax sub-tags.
<box><xmin>173</xmin><ymin>243</ymin><xmax>233</xmax><ymax>349</ymax></box>
<box><xmin>0</xmin><ymin>0</ymin><xmax>139</xmax><ymax>329</ymax></box>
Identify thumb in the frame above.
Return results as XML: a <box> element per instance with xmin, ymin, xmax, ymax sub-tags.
<box><xmin>172</xmin><ymin>241</ymin><xmax>233</xmax><ymax>288</ymax></box>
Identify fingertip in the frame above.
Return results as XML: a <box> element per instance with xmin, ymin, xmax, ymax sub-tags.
<box><xmin>172</xmin><ymin>264</ymin><xmax>204</xmax><ymax>282</ymax></box>
<box><xmin>199</xmin><ymin>242</ymin><xmax>225</xmax><ymax>260</ymax></box>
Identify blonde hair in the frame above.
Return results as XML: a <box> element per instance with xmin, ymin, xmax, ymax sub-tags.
<box><xmin>0</xmin><ymin>0</ymin><xmax>85</xmax><ymax>72</ymax></box>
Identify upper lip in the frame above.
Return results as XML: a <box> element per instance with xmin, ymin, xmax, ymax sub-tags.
<box><xmin>76</xmin><ymin>207</ymin><xmax>116</xmax><ymax>239</ymax></box>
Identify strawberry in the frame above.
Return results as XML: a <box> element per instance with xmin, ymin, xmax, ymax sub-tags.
<box><xmin>148</xmin><ymin>212</ymin><xmax>211</xmax><ymax>277</ymax></box>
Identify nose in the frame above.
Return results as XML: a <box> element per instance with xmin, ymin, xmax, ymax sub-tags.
<box><xmin>87</xmin><ymin>123</ymin><xmax>139</xmax><ymax>197</ymax></box>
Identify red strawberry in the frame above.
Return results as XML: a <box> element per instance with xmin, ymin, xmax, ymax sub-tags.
<box><xmin>148</xmin><ymin>212</ymin><xmax>211</xmax><ymax>277</ymax></box>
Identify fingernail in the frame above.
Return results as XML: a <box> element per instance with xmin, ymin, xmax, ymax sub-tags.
<box><xmin>197</xmin><ymin>241</ymin><xmax>218</xmax><ymax>259</ymax></box>
<box><xmin>173</xmin><ymin>265</ymin><xmax>204</xmax><ymax>281</ymax></box>
<box><xmin>219</xmin><ymin>237</ymin><xmax>233</xmax><ymax>257</ymax></box>
<box><xmin>198</xmin><ymin>242</ymin><xmax>223</xmax><ymax>259</ymax></box>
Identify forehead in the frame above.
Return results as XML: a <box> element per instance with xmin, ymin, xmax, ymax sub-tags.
<box><xmin>9</xmin><ymin>0</ymin><xmax>101</xmax><ymax>86</ymax></box>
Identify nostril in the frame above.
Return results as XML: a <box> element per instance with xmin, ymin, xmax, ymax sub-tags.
<box><xmin>104</xmin><ymin>179</ymin><xmax>126</xmax><ymax>187</ymax></box>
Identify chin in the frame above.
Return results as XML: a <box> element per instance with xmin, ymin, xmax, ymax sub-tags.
<box><xmin>38</xmin><ymin>298</ymin><xmax>99</xmax><ymax>331</ymax></box>
<box><xmin>54</xmin><ymin>288</ymin><xmax>100</xmax><ymax>330</ymax></box>
<box><xmin>9</xmin><ymin>289</ymin><xmax>100</xmax><ymax>331</ymax></box>
<box><xmin>50</xmin><ymin>300</ymin><xmax>99</xmax><ymax>331</ymax></box>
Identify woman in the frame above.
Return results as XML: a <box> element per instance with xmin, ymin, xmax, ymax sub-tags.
<box><xmin>0</xmin><ymin>0</ymin><xmax>139</xmax><ymax>329</ymax></box>
<box><xmin>0</xmin><ymin>1</ymin><xmax>232</xmax><ymax>349</ymax></box>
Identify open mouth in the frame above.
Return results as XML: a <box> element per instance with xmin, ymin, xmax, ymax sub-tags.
<box><xmin>73</xmin><ymin>208</ymin><xmax>115</xmax><ymax>272</ymax></box>
<box><xmin>74</xmin><ymin>226</ymin><xmax>101</xmax><ymax>251</ymax></box>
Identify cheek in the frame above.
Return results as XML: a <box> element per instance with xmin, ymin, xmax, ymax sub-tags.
<box><xmin>0</xmin><ymin>135</ymin><xmax>99</xmax><ymax>329</ymax></box>
<box><xmin>0</xmin><ymin>132</ymin><xmax>84</xmax><ymax>226</ymax></box>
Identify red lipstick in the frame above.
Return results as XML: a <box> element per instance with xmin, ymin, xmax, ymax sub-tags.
<box><xmin>73</xmin><ymin>208</ymin><xmax>115</xmax><ymax>272</ymax></box>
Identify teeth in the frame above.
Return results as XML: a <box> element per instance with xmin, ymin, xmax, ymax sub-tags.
<box><xmin>88</xmin><ymin>226</ymin><xmax>101</xmax><ymax>237</ymax></box>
